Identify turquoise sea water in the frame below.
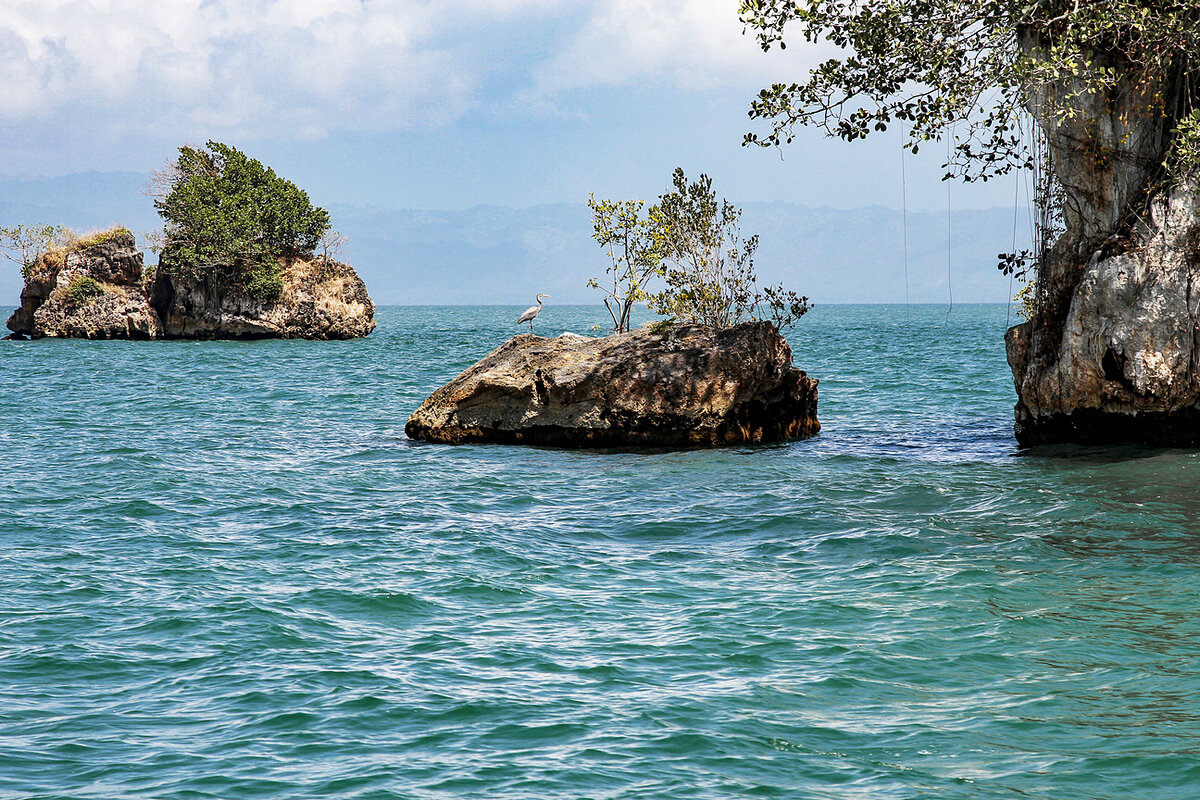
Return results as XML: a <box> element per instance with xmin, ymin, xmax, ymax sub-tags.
<box><xmin>2</xmin><ymin>304</ymin><xmax>1199</xmax><ymax>799</ymax></box>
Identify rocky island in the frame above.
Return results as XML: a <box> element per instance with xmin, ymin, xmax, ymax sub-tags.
<box><xmin>4</xmin><ymin>141</ymin><xmax>375</xmax><ymax>341</ymax></box>
<box><xmin>406</xmin><ymin>321</ymin><xmax>818</xmax><ymax>447</ymax></box>
<box><xmin>406</xmin><ymin>167</ymin><xmax>818</xmax><ymax>449</ymax></box>
<box><xmin>4</xmin><ymin>228</ymin><xmax>374</xmax><ymax>340</ymax></box>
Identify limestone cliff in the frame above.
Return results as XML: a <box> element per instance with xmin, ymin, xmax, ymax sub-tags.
<box><xmin>405</xmin><ymin>322</ymin><xmax>819</xmax><ymax>447</ymax></box>
<box><xmin>1006</xmin><ymin>30</ymin><xmax>1200</xmax><ymax>444</ymax></box>
<box><xmin>149</xmin><ymin>257</ymin><xmax>375</xmax><ymax>340</ymax></box>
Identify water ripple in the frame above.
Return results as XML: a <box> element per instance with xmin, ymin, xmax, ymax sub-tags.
<box><xmin>2</xmin><ymin>305</ymin><xmax>1199</xmax><ymax>798</ymax></box>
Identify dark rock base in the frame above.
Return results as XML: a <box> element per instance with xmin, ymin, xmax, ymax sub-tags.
<box><xmin>1015</xmin><ymin>405</ymin><xmax>1200</xmax><ymax>447</ymax></box>
<box><xmin>406</xmin><ymin>383</ymin><xmax>820</xmax><ymax>448</ymax></box>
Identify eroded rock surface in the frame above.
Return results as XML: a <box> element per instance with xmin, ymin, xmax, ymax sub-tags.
<box><xmin>149</xmin><ymin>257</ymin><xmax>375</xmax><ymax>340</ymax></box>
<box><xmin>5</xmin><ymin>231</ymin><xmax>162</xmax><ymax>340</ymax></box>
<box><xmin>1007</xmin><ymin>29</ymin><xmax>1200</xmax><ymax>444</ymax></box>
<box><xmin>1007</xmin><ymin>187</ymin><xmax>1200</xmax><ymax>444</ymax></box>
<box><xmin>406</xmin><ymin>322</ymin><xmax>819</xmax><ymax>447</ymax></box>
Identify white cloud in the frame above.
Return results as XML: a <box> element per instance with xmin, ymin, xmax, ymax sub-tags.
<box><xmin>0</xmin><ymin>0</ymin><xmax>470</xmax><ymax>137</ymax></box>
<box><xmin>0</xmin><ymin>0</ymin><xmax>828</xmax><ymax>140</ymax></box>
<box><xmin>524</xmin><ymin>0</ymin><xmax>832</xmax><ymax>97</ymax></box>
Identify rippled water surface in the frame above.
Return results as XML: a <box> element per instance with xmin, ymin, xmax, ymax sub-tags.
<box><xmin>3</xmin><ymin>304</ymin><xmax>1199</xmax><ymax>799</ymax></box>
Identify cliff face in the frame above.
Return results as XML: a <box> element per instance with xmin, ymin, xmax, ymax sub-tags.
<box><xmin>149</xmin><ymin>257</ymin><xmax>376</xmax><ymax>340</ymax></box>
<box><xmin>6</xmin><ymin>233</ymin><xmax>375</xmax><ymax>341</ymax></box>
<box><xmin>1007</xmin><ymin>32</ymin><xmax>1200</xmax><ymax>444</ymax></box>
<box><xmin>405</xmin><ymin>322</ymin><xmax>819</xmax><ymax>447</ymax></box>
<box><xmin>1020</xmin><ymin>34</ymin><xmax>1168</xmax><ymax>246</ymax></box>
<box><xmin>1007</xmin><ymin>188</ymin><xmax>1200</xmax><ymax>444</ymax></box>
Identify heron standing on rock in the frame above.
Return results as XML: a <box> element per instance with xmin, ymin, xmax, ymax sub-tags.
<box><xmin>517</xmin><ymin>293</ymin><xmax>549</xmax><ymax>333</ymax></box>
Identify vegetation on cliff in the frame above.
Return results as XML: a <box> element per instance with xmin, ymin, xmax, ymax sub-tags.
<box><xmin>65</xmin><ymin>276</ymin><xmax>105</xmax><ymax>306</ymax></box>
<box><xmin>740</xmin><ymin>2</ymin><xmax>1200</xmax><ymax>292</ymax></box>
<box><xmin>740</xmin><ymin>1</ymin><xmax>1199</xmax><ymax>181</ymax></box>
<box><xmin>153</xmin><ymin>141</ymin><xmax>332</xmax><ymax>302</ymax></box>
<box><xmin>3</xmin><ymin>225</ymin><xmax>134</xmax><ymax>281</ymax></box>
<box><xmin>589</xmin><ymin>168</ymin><xmax>809</xmax><ymax>333</ymax></box>
<box><xmin>1</xmin><ymin>225</ymin><xmax>71</xmax><ymax>278</ymax></box>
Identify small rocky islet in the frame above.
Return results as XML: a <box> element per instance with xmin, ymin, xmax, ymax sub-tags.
<box><xmin>4</xmin><ymin>228</ymin><xmax>375</xmax><ymax>341</ymax></box>
<box><xmin>405</xmin><ymin>321</ymin><xmax>819</xmax><ymax>447</ymax></box>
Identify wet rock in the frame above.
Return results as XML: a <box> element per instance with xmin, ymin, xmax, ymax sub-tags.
<box><xmin>406</xmin><ymin>321</ymin><xmax>819</xmax><ymax>447</ymax></box>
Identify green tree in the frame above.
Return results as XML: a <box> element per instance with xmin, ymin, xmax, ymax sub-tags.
<box><xmin>739</xmin><ymin>1</ymin><xmax>1200</xmax><ymax>319</ymax></box>
<box><xmin>587</xmin><ymin>196</ymin><xmax>668</xmax><ymax>333</ymax></box>
<box><xmin>588</xmin><ymin>169</ymin><xmax>809</xmax><ymax>332</ymax></box>
<box><xmin>651</xmin><ymin>169</ymin><xmax>758</xmax><ymax>328</ymax></box>
<box><xmin>651</xmin><ymin>168</ymin><xmax>809</xmax><ymax>330</ymax></box>
<box><xmin>154</xmin><ymin>141</ymin><xmax>331</xmax><ymax>301</ymax></box>
<box><xmin>739</xmin><ymin>1</ymin><xmax>1200</xmax><ymax>182</ymax></box>
<box><xmin>0</xmin><ymin>225</ymin><xmax>68</xmax><ymax>278</ymax></box>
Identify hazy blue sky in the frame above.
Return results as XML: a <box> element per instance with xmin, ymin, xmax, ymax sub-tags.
<box><xmin>0</xmin><ymin>0</ymin><xmax>1028</xmax><ymax>213</ymax></box>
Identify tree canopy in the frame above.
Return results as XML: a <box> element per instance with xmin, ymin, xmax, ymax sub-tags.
<box><xmin>154</xmin><ymin>141</ymin><xmax>330</xmax><ymax>300</ymax></box>
<box><xmin>739</xmin><ymin>0</ymin><xmax>1200</xmax><ymax>183</ymax></box>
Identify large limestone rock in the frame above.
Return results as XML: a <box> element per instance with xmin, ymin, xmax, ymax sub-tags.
<box><xmin>1007</xmin><ymin>187</ymin><xmax>1200</xmax><ymax>444</ymax></box>
<box><xmin>1006</xmin><ymin>30</ymin><xmax>1200</xmax><ymax>444</ymax></box>
<box><xmin>1019</xmin><ymin>31</ymin><xmax>1167</xmax><ymax>244</ymax></box>
<box><xmin>406</xmin><ymin>322</ymin><xmax>819</xmax><ymax>447</ymax></box>
<box><xmin>149</xmin><ymin>257</ymin><xmax>376</xmax><ymax>340</ymax></box>
<box><xmin>5</xmin><ymin>230</ymin><xmax>162</xmax><ymax>340</ymax></box>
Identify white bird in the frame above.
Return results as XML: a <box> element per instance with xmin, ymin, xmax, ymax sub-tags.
<box><xmin>517</xmin><ymin>293</ymin><xmax>549</xmax><ymax>333</ymax></box>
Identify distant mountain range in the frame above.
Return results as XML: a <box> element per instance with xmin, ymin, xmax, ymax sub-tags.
<box><xmin>0</xmin><ymin>171</ymin><xmax>1031</xmax><ymax>307</ymax></box>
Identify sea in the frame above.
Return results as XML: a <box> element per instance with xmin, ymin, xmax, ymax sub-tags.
<box><xmin>2</xmin><ymin>304</ymin><xmax>1198</xmax><ymax>799</ymax></box>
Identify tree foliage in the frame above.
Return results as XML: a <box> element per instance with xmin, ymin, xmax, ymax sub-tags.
<box><xmin>587</xmin><ymin>196</ymin><xmax>668</xmax><ymax>333</ymax></box>
<box><xmin>154</xmin><ymin>141</ymin><xmax>331</xmax><ymax>301</ymax></box>
<box><xmin>653</xmin><ymin>169</ymin><xmax>810</xmax><ymax>330</ymax></box>
<box><xmin>588</xmin><ymin>169</ymin><xmax>810</xmax><ymax>333</ymax></box>
<box><xmin>739</xmin><ymin>0</ymin><xmax>1200</xmax><ymax>183</ymax></box>
<box><xmin>0</xmin><ymin>224</ymin><xmax>68</xmax><ymax>278</ymax></box>
<box><xmin>740</xmin><ymin>0</ymin><xmax>1200</xmax><ymax>316</ymax></box>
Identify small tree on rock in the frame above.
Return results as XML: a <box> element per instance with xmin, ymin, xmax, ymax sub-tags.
<box><xmin>0</xmin><ymin>225</ymin><xmax>69</xmax><ymax>278</ymax></box>
<box><xmin>587</xmin><ymin>196</ymin><xmax>667</xmax><ymax>333</ymax></box>
<box><xmin>589</xmin><ymin>169</ymin><xmax>809</xmax><ymax>333</ymax></box>
<box><xmin>652</xmin><ymin>169</ymin><xmax>809</xmax><ymax>331</ymax></box>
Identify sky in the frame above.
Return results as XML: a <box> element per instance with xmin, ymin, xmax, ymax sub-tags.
<box><xmin>0</xmin><ymin>0</ymin><xmax>1026</xmax><ymax>214</ymax></box>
